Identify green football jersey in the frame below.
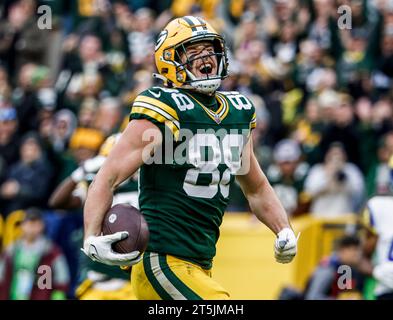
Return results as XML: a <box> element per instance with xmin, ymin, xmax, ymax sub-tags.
<box><xmin>130</xmin><ymin>86</ymin><xmax>256</xmax><ymax>269</ymax></box>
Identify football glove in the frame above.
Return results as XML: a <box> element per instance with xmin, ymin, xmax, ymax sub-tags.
<box><xmin>82</xmin><ymin>231</ymin><xmax>142</xmax><ymax>266</ymax></box>
<box><xmin>274</xmin><ymin>228</ymin><xmax>298</xmax><ymax>264</ymax></box>
<box><xmin>373</xmin><ymin>262</ymin><xmax>393</xmax><ymax>289</ymax></box>
<box><xmin>71</xmin><ymin>156</ymin><xmax>107</xmax><ymax>183</ymax></box>
<box><xmin>83</xmin><ymin>156</ymin><xmax>106</xmax><ymax>173</ymax></box>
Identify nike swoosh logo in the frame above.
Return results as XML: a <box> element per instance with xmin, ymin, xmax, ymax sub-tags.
<box><xmin>90</xmin><ymin>244</ymin><xmax>100</xmax><ymax>261</ymax></box>
<box><xmin>148</xmin><ymin>90</ymin><xmax>161</xmax><ymax>99</ymax></box>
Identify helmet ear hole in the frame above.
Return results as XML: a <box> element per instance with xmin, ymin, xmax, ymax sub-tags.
<box><xmin>212</xmin><ymin>38</ymin><xmax>222</xmax><ymax>54</ymax></box>
<box><xmin>176</xmin><ymin>74</ymin><xmax>184</xmax><ymax>82</ymax></box>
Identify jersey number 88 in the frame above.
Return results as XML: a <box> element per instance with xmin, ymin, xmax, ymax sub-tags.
<box><xmin>183</xmin><ymin>133</ymin><xmax>245</xmax><ymax>199</ymax></box>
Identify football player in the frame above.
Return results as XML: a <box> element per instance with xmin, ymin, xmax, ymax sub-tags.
<box><xmin>82</xmin><ymin>16</ymin><xmax>298</xmax><ymax>300</ymax></box>
<box><xmin>49</xmin><ymin>133</ymin><xmax>139</xmax><ymax>300</ymax></box>
<box><xmin>360</xmin><ymin>155</ymin><xmax>393</xmax><ymax>300</ymax></box>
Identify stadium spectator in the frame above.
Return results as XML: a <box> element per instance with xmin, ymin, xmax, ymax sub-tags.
<box><xmin>266</xmin><ymin>139</ymin><xmax>310</xmax><ymax>216</ymax></box>
<box><xmin>50</xmin><ymin>109</ymin><xmax>77</xmax><ymax>153</ymax></box>
<box><xmin>307</xmin><ymin>0</ymin><xmax>336</xmax><ymax>53</ymax></box>
<box><xmin>93</xmin><ymin>97</ymin><xmax>122</xmax><ymax>136</ymax></box>
<box><xmin>0</xmin><ymin>208</ymin><xmax>70</xmax><ymax>300</ymax></box>
<box><xmin>292</xmin><ymin>40</ymin><xmax>335</xmax><ymax>94</ymax></box>
<box><xmin>366</xmin><ymin>131</ymin><xmax>393</xmax><ymax>196</ymax></box>
<box><xmin>58</xmin><ymin>33</ymin><xmax>119</xmax><ymax>113</ymax></box>
<box><xmin>304</xmin><ymin>235</ymin><xmax>364</xmax><ymax>300</ymax></box>
<box><xmin>77</xmin><ymin>97</ymin><xmax>98</xmax><ymax>128</ymax></box>
<box><xmin>0</xmin><ymin>132</ymin><xmax>53</xmax><ymax>215</ymax></box>
<box><xmin>127</xmin><ymin>8</ymin><xmax>156</xmax><ymax>68</ymax></box>
<box><xmin>68</xmin><ymin>127</ymin><xmax>105</xmax><ymax>164</ymax></box>
<box><xmin>304</xmin><ymin>142</ymin><xmax>365</xmax><ymax>217</ymax></box>
<box><xmin>292</xmin><ymin>97</ymin><xmax>324</xmax><ymax>165</ymax></box>
<box><xmin>318</xmin><ymin>93</ymin><xmax>362</xmax><ymax>168</ymax></box>
<box><xmin>12</xmin><ymin>63</ymin><xmax>44</xmax><ymax>135</ymax></box>
<box><xmin>0</xmin><ymin>107</ymin><xmax>20</xmax><ymax>182</ymax></box>
<box><xmin>0</xmin><ymin>65</ymin><xmax>11</xmax><ymax>99</ymax></box>
<box><xmin>233</xmin><ymin>11</ymin><xmax>261</xmax><ymax>51</ymax></box>
<box><xmin>0</xmin><ymin>0</ymin><xmax>48</xmax><ymax>76</ymax></box>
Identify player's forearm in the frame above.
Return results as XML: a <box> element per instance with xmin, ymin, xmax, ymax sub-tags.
<box><xmin>238</xmin><ymin>143</ymin><xmax>291</xmax><ymax>235</ymax></box>
<box><xmin>83</xmin><ymin>176</ymin><xmax>114</xmax><ymax>239</ymax></box>
<box><xmin>248</xmin><ymin>179</ymin><xmax>291</xmax><ymax>235</ymax></box>
<box><xmin>83</xmin><ymin>120</ymin><xmax>161</xmax><ymax>241</ymax></box>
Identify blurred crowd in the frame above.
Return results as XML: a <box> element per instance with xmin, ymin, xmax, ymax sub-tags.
<box><xmin>0</xmin><ymin>0</ymin><xmax>393</xmax><ymax>299</ymax></box>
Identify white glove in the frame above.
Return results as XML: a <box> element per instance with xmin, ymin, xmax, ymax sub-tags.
<box><xmin>71</xmin><ymin>167</ymin><xmax>85</xmax><ymax>183</ymax></box>
<box><xmin>274</xmin><ymin>228</ymin><xmax>298</xmax><ymax>264</ymax></box>
<box><xmin>81</xmin><ymin>231</ymin><xmax>142</xmax><ymax>266</ymax></box>
<box><xmin>83</xmin><ymin>156</ymin><xmax>106</xmax><ymax>173</ymax></box>
<box><xmin>71</xmin><ymin>156</ymin><xmax>107</xmax><ymax>183</ymax></box>
<box><xmin>373</xmin><ymin>262</ymin><xmax>393</xmax><ymax>289</ymax></box>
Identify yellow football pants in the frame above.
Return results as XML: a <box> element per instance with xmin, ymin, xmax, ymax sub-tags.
<box><xmin>77</xmin><ymin>281</ymin><xmax>136</xmax><ymax>300</ymax></box>
<box><xmin>131</xmin><ymin>252</ymin><xmax>230</xmax><ymax>300</ymax></box>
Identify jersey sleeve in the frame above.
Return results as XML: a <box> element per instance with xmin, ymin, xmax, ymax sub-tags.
<box><xmin>243</xmin><ymin>94</ymin><xmax>257</xmax><ymax>131</ymax></box>
<box><xmin>218</xmin><ymin>91</ymin><xmax>257</xmax><ymax>131</ymax></box>
<box><xmin>250</xmin><ymin>109</ymin><xmax>257</xmax><ymax>130</ymax></box>
<box><xmin>233</xmin><ymin>92</ymin><xmax>256</xmax><ymax>131</ymax></box>
<box><xmin>129</xmin><ymin>88</ymin><xmax>180</xmax><ymax>140</ymax></box>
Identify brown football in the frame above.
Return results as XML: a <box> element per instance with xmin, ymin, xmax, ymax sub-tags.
<box><xmin>102</xmin><ymin>204</ymin><xmax>149</xmax><ymax>254</ymax></box>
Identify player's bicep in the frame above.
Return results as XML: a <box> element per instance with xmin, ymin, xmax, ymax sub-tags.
<box><xmin>96</xmin><ymin>119</ymin><xmax>162</xmax><ymax>189</ymax></box>
<box><xmin>236</xmin><ymin>138</ymin><xmax>267</xmax><ymax>197</ymax></box>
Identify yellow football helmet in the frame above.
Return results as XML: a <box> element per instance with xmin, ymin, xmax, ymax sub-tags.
<box><xmin>154</xmin><ymin>16</ymin><xmax>228</xmax><ymax>94</ymax></box>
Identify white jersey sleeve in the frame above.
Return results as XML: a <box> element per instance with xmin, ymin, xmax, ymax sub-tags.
<box><xmin>365</xmin><ymin>195</ymin><xmax>393</xmax><ymax>296</ymax></box>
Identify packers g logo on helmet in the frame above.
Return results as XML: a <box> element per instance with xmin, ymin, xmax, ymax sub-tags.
<box><xmin>154</xmin><ymin>16</ymin><xmax>228</xmax><ymax>94</ymax></box>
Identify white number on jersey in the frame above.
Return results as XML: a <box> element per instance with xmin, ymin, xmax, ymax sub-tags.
<box><xmin>220</xmin><ymin>92</ymin><xmax>252</xmax><ymax>110</ymax></box>
<box><xmin>151</xmin><ymin>87</ymin><xmax>194</xmax><ymax>111</ymax></box>
<box><xmin>183</xmin><ymin>133</ymin><xmax>244</xmax><ymax>199</ymax></box>
<box><xmin>171</xmin><ymin>93</ymin><xmax>194</xmax><ymax>111</ymax></box>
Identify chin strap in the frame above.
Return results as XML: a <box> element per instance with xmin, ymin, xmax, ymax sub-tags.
<box><xmin>152</xmin><ymin>73</ymin><xmax>168</xmax><ymax>83</ymax></box>
<box><xmin>153</xmin><ymin>71</ymin><xmax>221</xmax><ymax>94</ymax></box>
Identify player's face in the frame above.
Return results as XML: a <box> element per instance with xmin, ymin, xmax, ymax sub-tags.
<box><xmin>180</xmin><ymin>41</ymin><xmax>218</xmax><ymax>79</ymax></box>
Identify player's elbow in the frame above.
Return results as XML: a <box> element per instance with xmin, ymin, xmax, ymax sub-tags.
<box><xmin>242</xmin><ymin>175</ymin><xmax>268</xmax><ymax>201</ymax></box>
<box><xmin>48</xmin><ymin>191</ymin><xmax>64</xmax><ymax>209</ymax></box>
<box><xmin>48</xmin><ymin>197</ymin><xmax>57</xmax><ymax>209</ymax></box>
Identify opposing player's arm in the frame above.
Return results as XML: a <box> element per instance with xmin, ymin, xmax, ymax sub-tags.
<box><xmin>48</xmin><ymin>178</ymin><xmax>82</xmax><ymax>209</ymax></box>
<box><xmin>358</xmin><ymin>229</ymin><xmax>378</xmax><ymax>276</ymax></box>
<box><xmin>236</xmin><ymin>138</ymin><xmax>298</xmax><ymax>263</ymax></box>
<box><xmin>82</xmin><ymin>119</ymin><xmax>162</xmax><ymax>266</ymax></box>
<box><xmin>358</xmin><ymin>204</ymin><xmax>379</xmax><ymax>275</ymax></box>
<box><xmin>83</xmin><ymin>119</ymin><xmax>162</xmax><ymax>239</ymax></box>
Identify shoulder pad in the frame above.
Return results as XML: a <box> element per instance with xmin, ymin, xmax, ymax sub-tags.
<box><xmin>131</xmin><ymin>87</ymin><xmax>180</xmax><ymax>138</ymax></box>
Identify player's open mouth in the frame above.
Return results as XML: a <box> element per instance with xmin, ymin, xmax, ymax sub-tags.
<box><xmin>199</xmin><ymin>63</ymin><xmax>213</xmax><ymax>74</ymax></box>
